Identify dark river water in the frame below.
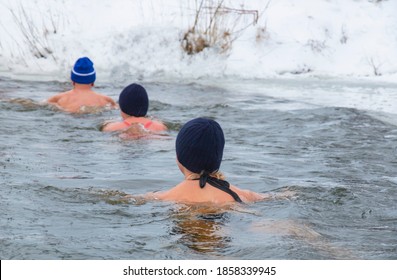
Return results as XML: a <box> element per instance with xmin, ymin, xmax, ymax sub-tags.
<box><xmin>0</xmin><ymin>77</ymin><xmax>396</xmax><ymax>259</ymax></box>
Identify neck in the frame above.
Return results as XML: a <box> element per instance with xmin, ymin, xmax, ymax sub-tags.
<box><xmin>122</xmin><ymin>110</ymin><xmax>147</xmax><ymax>119</ymax></box>
<box><xmin>122</xmin><ymin>115</ymin><xmax>143</xmax><ymax>121</ymax></box>
<box><xmin>73</xmin><ymin>83</ymin><xmax>93</xmax><ymax>90</ymax></box>
<box><xmin>184</xmin><ymin>171</ymin><xmax>225</xmax><ymax>181</ymax></box>
<box><xmin>185</xmin><ymin>173</ymin><xmax>200</xmax><ymax>180</ymax></box>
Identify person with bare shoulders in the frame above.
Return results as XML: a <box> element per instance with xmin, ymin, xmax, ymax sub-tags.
<box><xmin>47</xmin><ymin>57</ymin><xmax>116</xmax><ymax>113</ymax></box>
<box><xmin>101</xmin><ymin>83</ymin><xmax>167</xmax><ymax>133</ymax></box>
<box><xmin>153</xmin><ymin>118</ymin><xmax>267</xmax><ymax>204</ymax></box>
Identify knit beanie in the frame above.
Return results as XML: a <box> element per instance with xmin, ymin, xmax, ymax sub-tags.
<box><xmin>176</xmin><ymin>118</ymin><xmax>225</xmax><ymax>174</ymax></box>
<box><xmin>70</xmin><ymin>57</ymin><xmax>96</xmax><ymax>84</ymax></box>
<box><xmin>118</xmin><ymin>83</ymin><xmax>149</xmax><ymax>117</ymax></box>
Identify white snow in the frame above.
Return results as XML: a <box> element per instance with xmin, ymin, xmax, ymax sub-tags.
<box><xmin>0</xmin><ymin>0</ymin><xmax>396</xmax><ymax>83</ymax></box>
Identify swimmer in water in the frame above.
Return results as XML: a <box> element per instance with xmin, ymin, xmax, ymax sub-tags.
<box><xmin>101</xmin><ymin>83</ymin><xmax>167</xmax><ymax>133</ymax></box>
<box><xmin>47</xmin><ymin>57</ymin><xmax>117</xmax><ymax>113</ymax></box>
<box><xmin>152</xmin><ymin>118</ymin><xmax>267</xmax><ymax>203</ymax></box>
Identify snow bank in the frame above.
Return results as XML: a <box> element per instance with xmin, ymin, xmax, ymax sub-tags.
<box><xmin>0</xmin><ymin>0</ymin><xmax>396</xmax><ymax>83</ymax></box>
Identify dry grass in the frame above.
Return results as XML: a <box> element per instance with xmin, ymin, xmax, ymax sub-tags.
<box><xmin>182</xmin><ymin>0</ymin><xmax>261</xmax><ymax>54</ymax></box>
<box><xmin>8</xmin><ymin>3</ymin><xmax>59</xmax><ymax>60</ymax></box>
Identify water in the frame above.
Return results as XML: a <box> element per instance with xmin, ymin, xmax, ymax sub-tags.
<box><xmin>1</xmin><ymin>76</ymin><xmax>396</xmax><ymax>259</ymax></box>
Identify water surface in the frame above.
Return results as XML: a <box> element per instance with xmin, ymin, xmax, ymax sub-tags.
<box><xmin>1</xmin><ymin>77</ymin><xmax>396</xmax><ymax>259</ymax></box>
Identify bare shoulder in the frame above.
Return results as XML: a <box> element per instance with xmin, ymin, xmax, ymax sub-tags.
<box><xmin>230</xmin><ymin>185</ymin><xmax>270</xmax><ymax>202</ymax></box>
<box><xmin>144</xmin><ymin>190</ymin><xmax>172</xmax><ymax>202</ymax></box>
<box><xmin>149</xmin><ymin>183</ymin><xmax>185</xmax><ymax>201</ymax></box>
<box><xmin>150</xmin><ymin>191</ymin><xmax>167</xmax><ymax>200</ymax></box>
<box><xmin>107</xmin><ymin>96</ymin><xmax>117</xmax><ymax>106</ymax></box>
<box><xmin>103</xmin><ymin>94</ymin><xmax>116</xmax><ymax>103</ymax></box>
<box><xmin>233</xmin><ymin>185</ymin><xmax>297</xmax><ymax>203</ymax></box>
<box><xmin>47</xmin><ymin>91</ymin><xmax>68</xmax><ymax>103</ymax></box>
<box><xmin>94</xmin><ymin>91</ymin><xmax>116</xmax><ymax>104</ymax></box>
<box><xmin>101</xmin><ymin>121</ymin><xmax>124</xmax><ymax>132</ymax></box>
<box><xmin>149</xmin><ymin>120</ymin><xmax>167</xmax><ymax>131</ymax></box>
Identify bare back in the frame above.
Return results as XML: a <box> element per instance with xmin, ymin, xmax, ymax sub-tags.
<box><xmin>153</xmin><ymin>180</ymin><xmax>267</xmax><ymax>204</ymax></box>
<box><xmin>48</xmin><ymin>85</ymin><xmax>116</xmax><ymax>113</ymax></box>
<box><xmin>102</xmin><ymin>116</ymin><xmax>167</xmax><ymax>132</ymax></box>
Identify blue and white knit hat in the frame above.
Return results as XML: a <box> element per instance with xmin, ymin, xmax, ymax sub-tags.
<box><xmin>71</xmin><ymin>57</ymin><xmax>96</xmax><ymax>84</ymax></box>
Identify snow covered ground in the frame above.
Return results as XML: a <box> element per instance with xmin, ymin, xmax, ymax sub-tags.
<box><xmin>0</xmin><ymin>0</ymin><xmax>396</xmax><ymax>83</ymax></box>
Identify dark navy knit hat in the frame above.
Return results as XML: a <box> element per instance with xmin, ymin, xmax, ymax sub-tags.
<box><xmin>118</xmin><ymin>83</ymin><xmax>149</xmax><ymax>117</ymax></box>
<box><xmin>176</xmin><ymin>118</ymin><xmax>225</xmax><ymax>174</ymax></box>
<box><xmin>70</xmin><ymin>57</ymin><xmax>96</xmax><ymax>84</ymax></box>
